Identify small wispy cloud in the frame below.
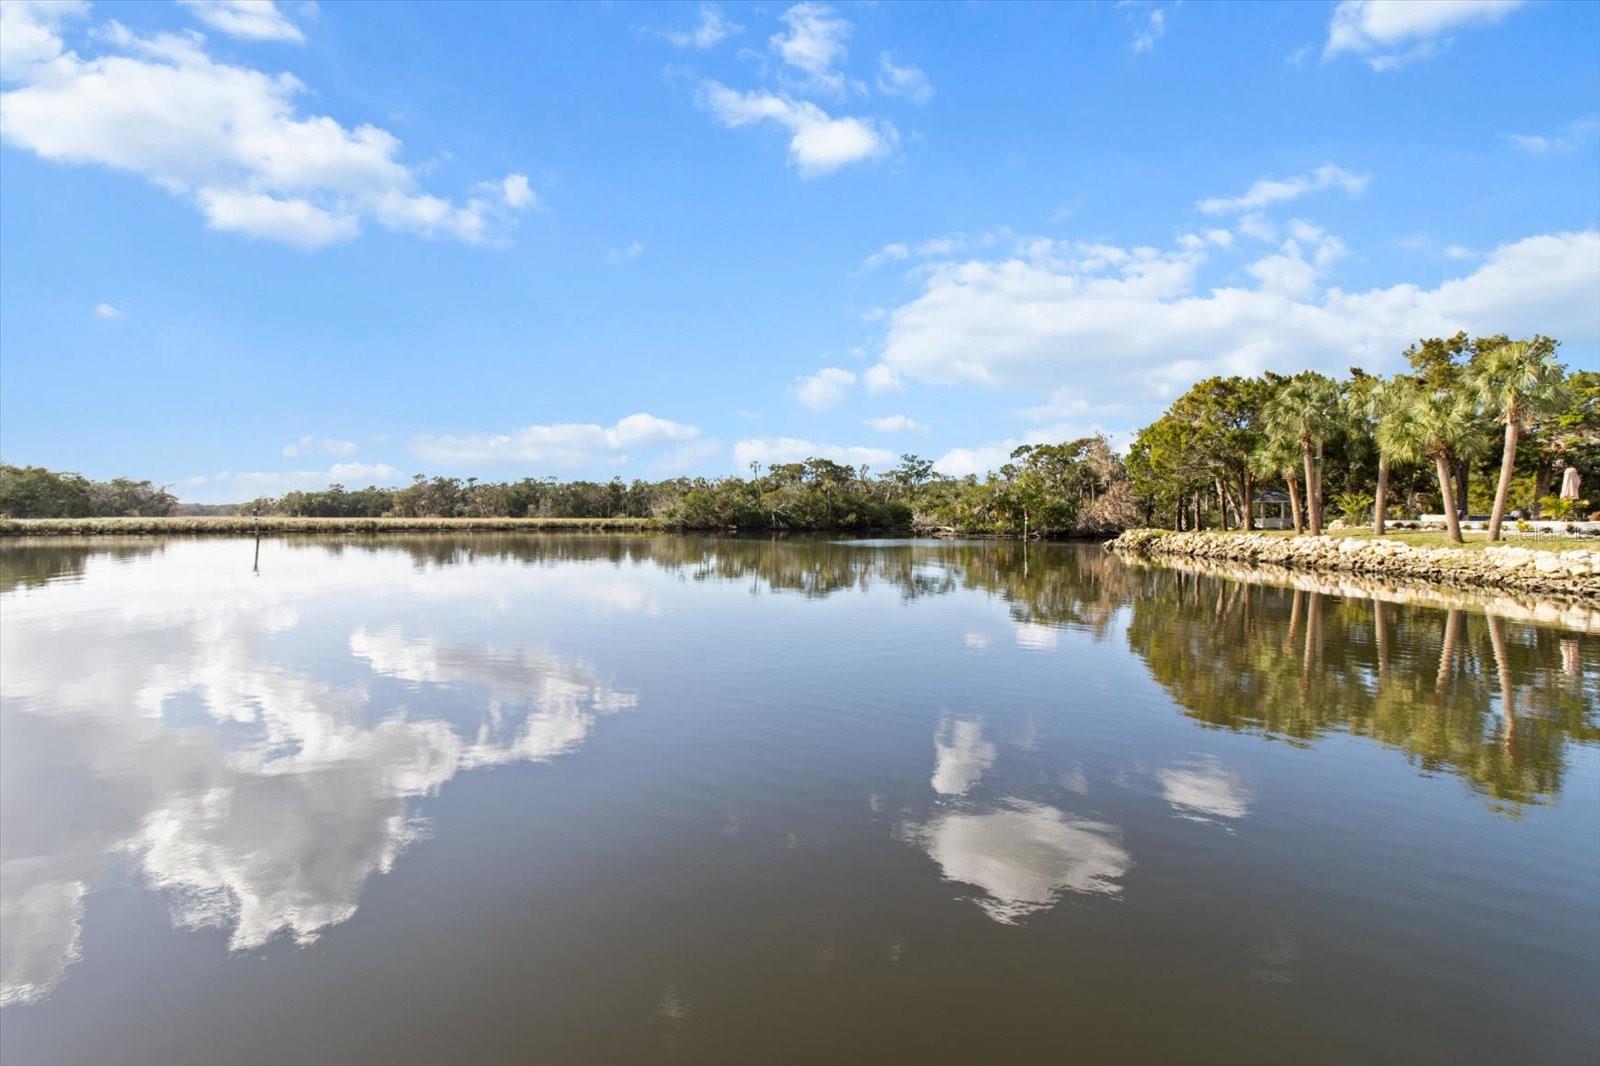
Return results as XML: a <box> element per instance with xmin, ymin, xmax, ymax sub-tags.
<box><xmin>1131</xmin><ymin>8</ymin><xmax>1166</xmax><ymax>53</ymax></box>
<box><xmin>657</xmin><ymin>4</ymin><xmax>740</xmax><ymax>51</ymax></box>
<box><xmin>1503</xmin><ymin>117</ymin><xmax>1600</xmax><ymax>155</ymax></box>
<box><xmin>93</xmin><ymin>303</ymin><xmax>124</xmax><ymax>320</ymax></box>
<box><xmin>770</xmin><ymin>2</ymin><xmax>855</xmax><ymax>96</ymax></box>
<box><xmin>865</xmin><ymin>414</ymin><xmax>927</xmax><ymax>433</ymax></box>
<box><xmin>178</xmin><ymin>0</ymin><xmax>305</xmax><ymax>44</ymax></box>
<box><xmin>876</xmin><ymin>52</ymin><xmax>932</xmax><ymax>104</ymax></box>
<box><xmin>1197</xmin><ymin>164</ymin><xmax>1369</xmax><ymax>215</ymax></box>
<box><xmin>861</xmin><ymin>242</ymin><xmax>910</xmax><ymax>270</ymax></box>
<box><xmin>608</xmin><ymin>241</ymin><xmax>645</xmax><ymax>264</ymax></box>
<box><xmin>281</xmin><ymin>436</ymin><xmax>359</xmax><ymax>459</ymax></box>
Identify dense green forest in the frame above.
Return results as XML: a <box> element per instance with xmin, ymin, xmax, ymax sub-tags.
<box><xmin>3</xmin><ymin>333</ymin><xmax>1595</xmax><ymax>540</ymax></box>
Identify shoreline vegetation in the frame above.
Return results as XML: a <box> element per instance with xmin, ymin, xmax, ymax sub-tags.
<box><xmin>0</xmin><ymin>515</ymin><xmax>662</xmax><ymax>537</ymax></box>
<box><xmin>1110</xmin><ymin>529</ymin><xmax>1600</xmax><ymax>600</ymax></box>
<box><xmin>2</xmin><ymin>333</ymin><xmax>1595</xmax><ymax>548</ymax></box>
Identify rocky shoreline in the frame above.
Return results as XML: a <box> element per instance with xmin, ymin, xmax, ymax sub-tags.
<box><xmin>1108</xmin><ymin>529</ymin><xmax>1600</xmax><ymax>601</ymax></box>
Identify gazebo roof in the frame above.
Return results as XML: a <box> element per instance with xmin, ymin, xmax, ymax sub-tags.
<box><xmin>1252</xmin><ymin>489</ymin><xmax>1292</xmax><ymax>503</ymax></box>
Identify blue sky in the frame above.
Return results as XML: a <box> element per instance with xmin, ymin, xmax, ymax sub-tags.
<box><xmin>1</xmin><ymin>0</ymin><xmax>1597</xmax><ymax>501</ymax></box>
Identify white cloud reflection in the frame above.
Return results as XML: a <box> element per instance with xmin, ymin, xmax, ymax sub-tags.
<box><xmin>0</xmin><ymin>543</ymin><xmax>636</xmax><ymax>1004</ymax></box>
<box><xmin>1158</xmin><ymin>757</ymin><xmax>1251</xmax><ymax>823</ymax></box>
<box><xmin>930</xmin><ymin>719</ymin><xmax>996</xmax><ymax>797</ymax></box>
<box><xmin>904</xmin><ymin>800</ymin><xmax>1130</xmax><ymax>924</ymax></box>
<box><xmin>1013</xmin><ymin>622</ymin><xmax>1059</xmax><ymax>651</ymax></box>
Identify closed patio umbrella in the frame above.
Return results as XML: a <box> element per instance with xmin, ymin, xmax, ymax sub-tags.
<box><xmin>1560</xmin><ymin>466</ymin><xmax>1581</xmax><ymax>500</ymax></box>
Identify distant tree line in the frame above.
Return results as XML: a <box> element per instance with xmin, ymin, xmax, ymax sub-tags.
<box><xmin>5</xmin><ymin>333</ymin><xmax>1591</xmax><ymax>542</ymax></box>
<box><xmin>0</xmin><ymin>439</ymin><xmax>1135</xmax><ymax>537</ymax></box>
<box><xmin>0</xmin><ymin>464</ymin><xmax>178</xmax><ymax>518</ymax></box>
<box><xmin>1127</xmin><ymin>333</ymin><xmax>1597</xmax><ymax>543</ymax></box>
<box><xmin>244</xmin><ymin>439</ymin><xmax>1136</xmax><ymax>536</ymax></box>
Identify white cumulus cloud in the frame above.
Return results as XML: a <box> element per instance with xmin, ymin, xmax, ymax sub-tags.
<box><xmin>0</xmin><ymin>11</ymin><xmax>535</xmax><ymax>248</ymax></box>
<box><xmin>793</xmin><ymin>366</ymin><xmax>856</xmax><ymax>411</ymax></box>
<box><xmin>1324</xmin><ymin>0</ymin><xmax>1525</xmax><ymax>70</ymax></box>
<box><xmin>0</xmin><ymin>1</ymin><xmax>85</xmax><ymax>81</ymax></box>
<box><xmin>176</xmin><ymin>462</ymin><xmax>401</xmax><ymax>500</ymax></box>
<box><xmin>410</xmin><ymin>413</ymin><xmax>701</xmax><ymax>468</ymax></box>
<box><xmin>869</xmin><ymin>229</ymin><xmax>1600</xmax><ymax>421</ymax></box>
<box><xmin>700</xmin><ymin>80</ymin><xmax>894</xmax><ymax>176</ymax></box>
<box><xmin>733</xmin><ymin>437</ymin><xmax>894</xmax><ymax>471</ymax></box>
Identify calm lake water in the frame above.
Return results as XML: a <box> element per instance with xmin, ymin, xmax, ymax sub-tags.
<box><xmin>1</xmin><ymin>535</ymin><xmax>1596</xmax><ymax>1066</ymax></box>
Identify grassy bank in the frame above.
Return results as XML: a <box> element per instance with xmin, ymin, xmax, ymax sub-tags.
<box><xmin>0</xmin><ymin>515</ymin><xmax>663</xmax><ymax>537</ymax></box>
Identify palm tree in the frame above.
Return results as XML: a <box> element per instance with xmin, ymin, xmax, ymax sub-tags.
<box><xmin>1249</xmin><ymin>434</ymin><xmax>1304</xmax><ymax>533</ymax></box>
<box><xmin>1467</xmin><ymin>338</ymin><xmax>1568</xmax><ymax>540</ymax></box>
<box><xmin>1407</xmin><ymin>382</ymin><xmax>1478</xmax><ymax>545</ymax></box>
<box><xmin>1263</xmin><ymin>373</ymin><xmax>1340</xmax><ymax>535</ymax></box>
<box><xmin>1370</xmin><ymin>376</ymin><xmax>1425</xmax><ymax>535</ymax></box>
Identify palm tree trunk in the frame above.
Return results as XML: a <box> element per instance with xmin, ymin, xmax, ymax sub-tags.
<box><xmin>1488</xmin><ymin>418</ymin><xmax>1519</xmax><ymax>541</ymax></box>
<box><xmin>1284</xmin><ymin>588</ymin><xmax>1304</xmax><ymax>653</ymax></box>
<box><xmin>1373</xmin><ymin>598</ymin><xmax>1389</xmax><ymax>684</ymax></box>
<box><xmin>1216</xmin><ymin>477</ymin><xmax>1228</xmax><ymax>531</ymax></box>
<box><xmin>1313</xmin><ymin>440</ymin><xmax>1325</xmax><ymax>534</ymax></box>
<box><xmin>1435</xmin><ymin>454</ymin><xmax>1463</xmax><ymax>544</ymax></box>
<box><xmin>1300</xmin><ymin>591</ymin><xmax>1322</xmax><ymax>694</ymax></box>
<box><xmin>1531</xmin><ymin>462</ymin><xmax>1550</xmax><ymax>518</ymax></box>
<box><xmin>1285</xmin><ymin>471</ymin><xmax>1304</xmax><ymax>534</ymax></box>
<box><xmin>1242</xmin><ymin>469</ymin><xmax>1254</xmax><ymax>531</ymax></box>
<box><xmin>1488</xmin><ymin>614</ymin><xmax>1515</xmax><ymax>745</ymax></box>
<box><xmin>1435</xmin><ymin>609</ymin><xmax>1460</xmax><ymax>693</ymax></box>
<box><xmin>1373</xmin><ymin>454</ymin><xmax>1389</xmax><ymax>535</ymax></box>
<box><xmin>1301</xmin><ymin>439</ymin><xmax>1321</xmax><ymax>535</ymax></box>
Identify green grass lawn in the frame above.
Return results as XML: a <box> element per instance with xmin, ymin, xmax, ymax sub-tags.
<box><xmin>1221</xmin><ymin>526</ymin><xmax>1597</xmax><ymax>553</ymax></box>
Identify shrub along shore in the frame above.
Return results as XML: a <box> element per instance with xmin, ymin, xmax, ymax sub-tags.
<box><xmin>1109</xmin><ymin>529</ymin><xmax>1600</xmax><ymax>599</ymax></box>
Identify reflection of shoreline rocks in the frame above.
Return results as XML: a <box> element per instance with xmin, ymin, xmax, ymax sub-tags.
<box><xmin>1116</xmin><ymin>546</ymin><xmax>1600</xmax><ymax>634</ymax></box>
<box><xmin>1110</xmin><ymin>530</ymin><xmax>1600</xmax><ymax>605</ymax></box>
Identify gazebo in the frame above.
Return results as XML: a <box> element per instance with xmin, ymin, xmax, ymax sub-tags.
<box><xmin>1252</xmin><ymin>489</ymin><xmax>1293</xmax><ymax>530</ymax></box>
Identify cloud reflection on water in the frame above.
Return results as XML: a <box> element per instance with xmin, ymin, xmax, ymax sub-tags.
<box><xmin>905</xmin><ymin>801</ymin><xmax>1131</xmax><ymax>924</ymax></box>
<box><xmin>1158</xmin><ymin>757</ymin><xmax>1251</xmax><ymax>824</ymax></box>
<box><xmin>0</xmin><ymin>545</ymin><xmax>634</xmax><ymax>1006</ymax></box>
<box><xmin>930</xmin><ymin>720</ymin><xmax>996</xmax><ymax>797</ymax></box>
